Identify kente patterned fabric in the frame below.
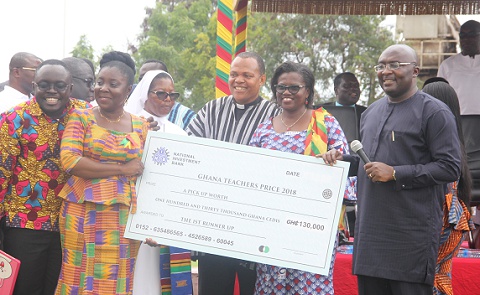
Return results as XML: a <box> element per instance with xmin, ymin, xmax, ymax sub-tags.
<box><xmin>56</xmin><ymin>108</ymin><xmax>148</xmax><ymax>295</ymax></box>
<box><xmin>0</xmin><ymin>97</ymin><xmax>88</xmax><ymax>231</ymax></box>
<box><xmin>159</xmin><ymin>246</ymin><xmax>193</xmax><ymax>295</ymax></box>
<box><xmin>56</xmin><ymin>201</ymin><xmax>139</xmax><ymax>295</ymax></box>
<box><xmin>433</xmin><ymin>182</ymin><xmax>474</xmax><ymax>295</ymax></box>
<box><xmin>304</xmin><ymin>107</ymin><xmax>356</xmax><ymax>201</ymax></box>
<box><xmin>59</xmin><ymin>108</ymin><xmax>148</xmax><ymax>213</ymax></box>
<box><xmin>250</xmin><ymin>112</ymin><xmax>352</xmax><ymax>295</ymax></box>
<box><xmin>304</xmin><ymin>107</ymin><xmax>329</xmax><ymax>156</ymax></box>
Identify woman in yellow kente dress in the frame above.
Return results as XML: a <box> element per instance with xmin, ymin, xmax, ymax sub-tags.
<box><xmin>55</xmin><ymin>51</ymin><xmax>149</xmax><ymax>295</ymax></box>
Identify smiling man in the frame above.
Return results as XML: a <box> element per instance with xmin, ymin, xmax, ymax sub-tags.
<box><xmin>353</xmin><ymin>44</ymin><xmax>461</xmax><ymax>295</ymax></box>
<box><xmin>0</xmin><ymin>59</ymin><xmax>88</xmax><ymax>295</ymax></box>
<box><xmin>186</xmin><ymin>52</ymin><xmax>278</xmax><ymax>295</ymax></box>
<box><xmin>322</xmin><ymin>72</ymin><xmax>367</xmax><ymax>140</ymax></box>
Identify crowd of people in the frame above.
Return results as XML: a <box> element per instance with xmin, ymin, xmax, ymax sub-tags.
<box><xmin>0</xmin><ymin>18</ymin><xmax>478</xmax><ymax>295</ymax></box>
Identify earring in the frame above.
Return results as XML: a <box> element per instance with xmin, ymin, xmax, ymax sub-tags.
<box><xmin>305</xmin><ymin>99</ymin><xmax>308</xmax><ymax>105</ymax></box>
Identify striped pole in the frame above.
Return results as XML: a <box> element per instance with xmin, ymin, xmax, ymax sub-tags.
<box><xmin>234</xmin><ymin>0</ymin><xmax>248</xmax><ymax>56</ymax></box>
<box><xmin>215</xmin><ymin>0</ymin><xmax>234</xmax><ymax>98</ymax></box>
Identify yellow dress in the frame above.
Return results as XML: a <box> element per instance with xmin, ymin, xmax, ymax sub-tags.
<box><xmin>56</xmin><ymin>108</ymin><xmax>148</xmax><ymax>295</ymax></box>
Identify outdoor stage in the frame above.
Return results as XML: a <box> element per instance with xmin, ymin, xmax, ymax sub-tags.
<box><xmin>334</xmin><ymin>245</ymin><xmax>480</xmax><ymax>295</ymax></box>
<box><xmin>193</xmin><ymin>244</ymin><xmax>480</xmax><ymax>295</ymax></box>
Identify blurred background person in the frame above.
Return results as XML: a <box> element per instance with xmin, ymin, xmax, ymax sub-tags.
<box><xmin>128</xmin><ymin>69</ymin><xmax>192</xmax><ymax>295</ymax></box>
<box><xmin>323</xmin><ymin>72</ymin><xmax>366</xmax><ymax>122</ymax></box>
<box><xmin>0</xmin><ymin>52</ymin><xmax>42</xmax><ymax>113</ymax></box>
<box><xmin>249</xmin><ymin>61</ymin><xmax>352</xmax><ymax>295</ymax></box>
<box><xmin>321</xmin><ymin>71</ymin><xmax>365</xmax><ymax>242</ymax></box>
<box><xmin>422</xmin><ymin>79</ymin><xmax>474</xmax><ymax>295</ymax></box>
<box><xmin>56</xmin><ymin>51</ymin><xmax>148</xmax><ymax>295</ymax></box>
<box><xmin>62</xmin><ymin>57</ymin><xmax>95</xmax><ymax>102</ymax></box>
<box><xmin>438</xmin><ymin>20</ymin><xmax>480</xmax><ymax>231</ymax></box>
<box><xmin>438</xmin><ymin>20</ymin><xmax>480</xmax><ymax>116</ymax></box>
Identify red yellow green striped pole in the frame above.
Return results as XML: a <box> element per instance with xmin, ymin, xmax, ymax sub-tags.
<box><xmin>215</xmin><ymin>0</ymin><xmax>234</xmax><ymax>98</ymax></box>
<box><xmin>234</xmin><ymin>0</ymin><xmax>248</xmax><ymax>56</ymax></box>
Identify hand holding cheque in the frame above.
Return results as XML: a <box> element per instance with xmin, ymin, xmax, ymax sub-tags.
<box><xmin>125</xmin><ymin>132</ymin><xmax>349</xmax><ymax>275</ymax></box>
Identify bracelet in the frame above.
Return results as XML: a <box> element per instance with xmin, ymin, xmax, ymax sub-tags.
<box><xmin>392</xmin><ymin>169</ymin><xmax>396</xmax><ymax>181</ymax></box>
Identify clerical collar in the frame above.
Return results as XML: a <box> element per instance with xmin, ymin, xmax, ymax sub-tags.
<box><xmin>234</xmin><ymin>96</ymin><xmax>262</xmax><ymax>109</ymax></box>
<box><xmin>335</xmin><ymin>101</ymin><xmax>355</xmax><ymax>108</ymax></box>
<box><xmin>234</xmin><ymin>96</ymin><xmax>262</xmax><ymax>120</ymax></box>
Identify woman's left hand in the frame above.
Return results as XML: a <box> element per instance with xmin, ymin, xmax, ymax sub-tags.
<box><xmin>318</xmin><ymin>149</ymin><xmax>343</xmax><ymax>165</ymax></box>
<box><xmin>145</xmin><ymin>238</ymin><xmax>159</xmax><ymax>247</ymax></box>
<box><xmin>146</xmin><ymin>116</ymin><xmax>160</xmax><ymax>131</ymax></box>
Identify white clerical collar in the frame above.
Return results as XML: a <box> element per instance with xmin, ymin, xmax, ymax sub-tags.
<box><xmin>335</xmin><ymin>102</ymin><xmax>355</xmax><ymax>108</ymax></box>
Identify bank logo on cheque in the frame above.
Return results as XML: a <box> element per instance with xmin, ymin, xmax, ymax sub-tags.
<box><xmin>152</xmin><ymin>147</ymin><xmax>169</xmax><ymax>165</ymax></box>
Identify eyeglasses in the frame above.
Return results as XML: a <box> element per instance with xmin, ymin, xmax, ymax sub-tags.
<box><xmin>149</xmin><ymin>90</ymin><xmax>180</xmax><ymax>101</ymax></box>
<box><xmin>73</xmin><ymin>76</ymin><xmax>95</xmax><ymax>89</ymax></box>
<box><xmin>274</xmin><ymin>85</ymin><xmax>306</xmax><ymax>94</ymax></box>
<box><xmin>374</xmin><ymin>62</ymin><xmax>416</xmax><ymax>72</ymax></box>
<box><xmin>21</xmin><ymin>67</ymin><xmax>37</xmax><ymax>72</ymax></box>
<box><xmin>459</xmin><ymin>31</ymin><xmax>480</xmax><ymax>38</ymax></box>
<box><xmin>34</xmin><ymin>81</ymin><xmax>69</xmax><ymax>92</ymax></box>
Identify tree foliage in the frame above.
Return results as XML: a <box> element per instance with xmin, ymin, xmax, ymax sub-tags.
<box><xmin>248</xmin><ymin>14</ymin><xmax>394</xmax><ymax>105</ymax></box>
<box><xmin>132</xmin><ymin>0</ymin><xmax>218</xmax><ymax>111</ymax></box>
<box><xmin>70</xmin><ymin>35</ymin><xmax>95</xmax><ymax>64</ymax></box>
<box><xmin>131</xmin><ymin>1</ymin><xmax>394</xmax><ymax>109</ymax></box>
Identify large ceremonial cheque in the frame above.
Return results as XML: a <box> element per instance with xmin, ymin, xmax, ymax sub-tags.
<box><xmin>125</xmin><ymin>132</ymin><xmax>350</xmax><ymax>274</ymax></box>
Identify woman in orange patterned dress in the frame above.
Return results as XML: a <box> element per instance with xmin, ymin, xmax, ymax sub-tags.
<box><xmin>55</xmin><ymin>51</ymin><xmax>149</xmax><ymax>295</ymax></box>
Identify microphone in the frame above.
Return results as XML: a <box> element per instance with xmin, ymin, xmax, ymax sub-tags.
<box><xmin>350</xmin><ymin>140</ymin><xmax>371</xmax><ymax>164</ymax></box>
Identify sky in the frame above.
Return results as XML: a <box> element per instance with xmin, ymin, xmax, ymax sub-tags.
<box><xmin>0</xmin><ymin>0</ymin><xmax>156</xmax><ymax>81</ymax></box>
<box><xmin>0</xmin><ymin>1</ymin><xmax>478</xmax><ymax>82</ymax></box>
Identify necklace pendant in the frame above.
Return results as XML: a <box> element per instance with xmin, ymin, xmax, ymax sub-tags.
<box><xmin>286</xmin><ymin>127</ymin><xmax>290</xmax><ymax>131</ymax></box>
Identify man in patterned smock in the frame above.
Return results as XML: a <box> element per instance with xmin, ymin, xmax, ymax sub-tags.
<box><xmin>0</xmin><ymin>59</ymin><xmax>89</xmax><ymax>295</ymax></box>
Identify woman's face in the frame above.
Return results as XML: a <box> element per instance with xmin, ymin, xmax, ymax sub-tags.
<box><xmin>275</xmin><ymin>72</ymin><xmax>310</xmax><ymax>112</ymax></box>
<box><xmin>144</xmin><ymin>77</ymin><xmax>175</xmax><ymax>117</ymax></box>
<box><xmin>94</xmin><ymin>66</ymin><xmax>132</xmax><ymax>111</ymax></box>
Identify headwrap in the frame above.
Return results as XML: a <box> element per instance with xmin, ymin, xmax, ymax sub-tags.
<box><xmin>124</xmin><ymin>70</ymin><xmax>174</xmax><ymax>118</ymax></box>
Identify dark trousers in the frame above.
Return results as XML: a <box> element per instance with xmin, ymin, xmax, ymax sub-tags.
<box><xmin>198</xmin><ymin>253</ymin><xmax>256</xmax><ymax>295</ymax></box>
<box><xmin>3</xmin><ymin>227</ymin><xmax>62</xmax><ymax>295</ymax></box>
<box><xmin>358</xmin><ymin>275</ymin><xmax>433</xmax><ymax>295</ymax></box>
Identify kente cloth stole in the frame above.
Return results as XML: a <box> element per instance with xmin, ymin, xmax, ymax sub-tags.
<box><xmin>160</xmin><ymin>246</ymin><xmax>193</xmax><ymax>295</ymax></box>
<box><xmin>303</xmin><ymin>108</ymin><xmax>329</xmax><ymax>156</ymax></box>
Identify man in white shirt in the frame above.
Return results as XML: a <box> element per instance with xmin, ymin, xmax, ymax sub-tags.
<box><xmin>438</xmin><ymin>20</ymin><xmax>480</xmax><ymax>224</ymax></box>
<box><xmin>0</xmin><ymin>52</ymin><xmax>42</xmax><ymax>113</ymax></box>
<box><xmin>438</xmin><ymin>20</ymin><xmax>480</xmax><ymax>115</ymax></box>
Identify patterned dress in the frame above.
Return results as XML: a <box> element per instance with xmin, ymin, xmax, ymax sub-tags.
<box><xmin>249</xmin><ymin>114</ymin><xmax>351</xmax><ymax>295</ymax></box>
<box><xmin>433</xmin><ymin>182</ymin><xmax>473</xmax><ymax>295</ymax></box>
<box><xmin>55</xmin><ymin>108</ymin><xmax>149</xmax><ymax>295</ymax></box>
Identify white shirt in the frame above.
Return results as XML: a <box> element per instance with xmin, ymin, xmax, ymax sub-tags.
<box><xmin>438</xmin><ymin>53</ymin><xmax>480</xmax><ymax>115</ymax></box>
<box><xmin>0</xmin><ymin>85</ymin><xmax>30</xmax><ymax>113</ymax></box>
